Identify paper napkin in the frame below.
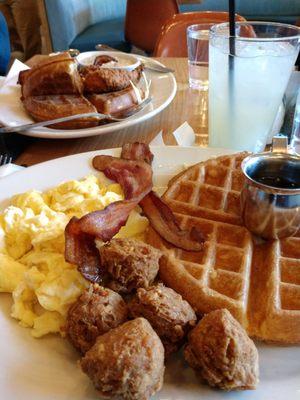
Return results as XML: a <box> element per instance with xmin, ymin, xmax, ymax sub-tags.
<box><xmin>172</xmin><ymin>121</ymin><xmax>195</xmax><ymax>146</ymax></box>
<box><xmin>149</xmin><ymin>122</ymin><xmax>196</xmax><ymax>147</ymax></box>
<box><xmin>3</xmin><ymin>59</ymin><xmax>29</xmax><ymax>86</ymax></box>
<box><xmin>149</xmin><ymin>130</ymin><xmax>164</xmax><ymax>146</ymax></box>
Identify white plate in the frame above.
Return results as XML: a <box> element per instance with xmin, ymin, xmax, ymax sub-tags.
<box><xmin>0</xmin><ymin>53</ymin><xmax>176</xmax><ymax>139</ymax></box>
<box><xmin>0</xmin><ymin>147</ymin><xmax>299</xmax><ymax>400</ymax></box>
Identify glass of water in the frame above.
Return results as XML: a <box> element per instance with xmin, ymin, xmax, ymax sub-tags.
<box><xmin>187</xmin><ymin>23</ymin><xmax>214</xmax><ymax>90</ymax></box>
<box><xmin>291</xmin><ymin>89</ymin><xmax>300</xmax><ymax>155</ymax></box>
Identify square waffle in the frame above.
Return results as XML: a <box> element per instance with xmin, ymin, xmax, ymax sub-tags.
<box><xmin>146</xmin><ymin>153</ymin><xmax>300</xmax><ymax>343</ymax></box>
<box><xmin>165</xmin><ymin>153</ymin><xmax>248</xmax><ymax>226</ymax></box>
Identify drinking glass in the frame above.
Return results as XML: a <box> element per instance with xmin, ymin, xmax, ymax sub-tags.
<box><xmin>291</xmin><ymin>88</ymin><xmax>300</xmax><ymax>155</ymax></box>
<box><xmin>187</xmin><ymin>23</ymin><xmax>214</xmax><ymax>90</ymax></box>
<box><xmin>209</xmin><ymin>22</ymin><xmax>300</xmax><ymax>152</ymax></box>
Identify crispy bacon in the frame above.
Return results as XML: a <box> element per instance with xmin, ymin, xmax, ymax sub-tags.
<box><xmin>65</xmin><ymin>200</ymin><xmax>142</xmax><ymax>282</ymax></box>
<box><xmin>78</xmin><ymin>200</ymin><xmax>138</xmax><ymax>240</ymax></box>
<box><xmin>121</xmin><ymin>143</ymin><xmax>205</xmax><ymax>251</ymax></box>
<box><xmin>139</xmin><ymin>191</ymin><xmax>204</xmax><ymax>251</ymax></box>
<box><xmin>65</xmin><ymin>217</ymin><xmax>103</xmax><ymax>283</ymax></box>
<box><xmin>65</xmin><ymin>200</ymin><xmax>141</xmax><ymax>282</ymax></box>
<box><xmin>92</xmin><ymin>155</ymin><xmax>152</xmax><ymax>199</ymax></box>
<box><xmin>121</xmin><ymin>142</ymin><xmax>154</xmax><ymax>165</ymax></box>
<box><xmin>65</xmin><ymin>142</ymin><xmax>205</xmax><ymax>283</ymax></box>
<box><xmin>65</xmin><ymin>151</ymin><xmax>153</xmax><ymax>282</ymax></box>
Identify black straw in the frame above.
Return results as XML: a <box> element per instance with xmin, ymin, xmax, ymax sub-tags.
<box><xmin>229</xmin><ymin>0</ymin><xmax>236</xmax><ymax>40</ymax></box>
<box><xmin>229</xmin><ymin>0</ymin><xmax>236</xmax><ymax>69</ymax></box>
<box><xmin>228</xmin><ymin>0</ymin><xmax>235</xmax><ymax>131</ymax></box>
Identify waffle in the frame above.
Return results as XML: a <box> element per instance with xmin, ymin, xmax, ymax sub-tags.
<box><xmin>146</xmin><ymin>153</ymin><xmax>300</xmax><ymax>343</ymax></box>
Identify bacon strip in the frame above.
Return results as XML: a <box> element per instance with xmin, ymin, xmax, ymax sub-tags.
<box><xmin>92</xmin><ymin>155</ymin><xmax>152</xmax><ymax>199</ymax></box>
<box><xmin>65</xmin><ymin>142</ymin><xmax>205</xmax><ymax>283</ymax></box>
<box><xmin>78</xmin><ymin>200</ymin><xmax>138</xmax><ymax>240</ymax></box>
<box><xmin>139</xmin><ymin>191</ymin><xmax>204</xmax><ymax>251</ymax></box>
<box><xmin>65</xmin><ymin>201</ymin><xmax>139</xmax><ymax>283</ymax></box>
<box><xmin>65</xmin><ymin>217</ymin><xmax>102</xmax><ymax>283</ymax></box>
<box><xmin>121</xmin><ymin>143</ymin><xmax>205</xmax><ymax>251</ymax></box>
<box><xmin>121</xmin><ymin>142</ymin><xmax>154</xmax><ymax>165</ymax></box>
<box><xmin>65</xmin><ymin>152</ymin><xmax>153</xmax><ymax>282</ymax></box>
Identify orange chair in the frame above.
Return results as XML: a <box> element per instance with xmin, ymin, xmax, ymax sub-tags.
<box><xmin>125</xmin><ymin>0</ymin><xmax>179</xmax><ymax>54</ymax></box>
<box><xmin>154</xmin><ymin>11</ymin><xmax>246</xmax><ymax>57</ymax></box>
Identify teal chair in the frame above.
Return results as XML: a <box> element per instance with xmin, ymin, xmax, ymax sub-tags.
<box><xmin>40</xmin><ymin>0</ymin><xmax>130</xmax><ymax>53</ymax></box>
<box><xmin>180</xmin><ymin>0</ymin><xmax>300</xmax><ymax>24</ymax></box>
<box><xmin>39</xmin><ymin>0</ymin><xmax>300</xmax><ymax>54</ymax></box>
<box><xmin>0</xmin><ymin>11</ymin><xmax>10</xmax><ymax>75</ymax></box>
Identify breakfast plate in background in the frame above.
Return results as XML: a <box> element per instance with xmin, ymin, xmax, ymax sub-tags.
<box><xmin>0</xmin><ymin>52</ymin><xmax>176</xmax><ymax>139</ymax></box>
<box><xmin>0</xmin><ymin>146</ymin><xmax>299</xmax><ymax>400</ymax></box>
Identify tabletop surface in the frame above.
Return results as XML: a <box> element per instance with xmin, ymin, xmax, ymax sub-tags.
<box><xmin>15</xmin><ymin>58</ymin><xmax>208</xmax><ymax>166</ymax></box>
<box><xmin>11</xmin><ymin>57</ymin><xmax>300</xmax><ymax>166</ymax></box>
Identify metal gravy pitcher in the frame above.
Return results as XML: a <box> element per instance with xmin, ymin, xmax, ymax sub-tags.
<box><xmin>241</xmin><ymin>136</ymin><xmax>300</xmax><ymax>239</ymax></box>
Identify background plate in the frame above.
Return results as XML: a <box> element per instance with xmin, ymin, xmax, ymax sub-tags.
<box><xmin>0</xmin><ymin>147</ymin><xmax>299</xmax><ymax>400</ymax></box>
<box><xmin>0</xmin><ymin>53</ymin><xmax>176</xmax><ymax>139</ymax></box>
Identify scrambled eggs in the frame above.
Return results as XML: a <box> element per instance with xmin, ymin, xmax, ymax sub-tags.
<box><xmin>0</xmin><ymin>175</ymin><xmax>148</xmax><ymax>338</ymax></box>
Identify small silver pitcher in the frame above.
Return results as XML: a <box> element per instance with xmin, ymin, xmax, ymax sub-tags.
<box><xmin>241</xmin><ymin>135</ymin><xmax>300</xmax><ymax>239</ymax></box>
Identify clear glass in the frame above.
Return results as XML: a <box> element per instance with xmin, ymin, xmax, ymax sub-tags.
<box><xmin>187</xmin><ymin>23</ymin><xmax>214</xmax><ymax>90</ymax></box>
<box><xmin>208</xmin><ymin>22</ymin><xmax>300</xmax><ymax>152</ymax></box>
<box><xmin>291</xmin><ymin>89</ymin><xmax>300</xmax><ymax>155</ymax></box>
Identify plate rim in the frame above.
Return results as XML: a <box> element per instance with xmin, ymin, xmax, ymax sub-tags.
<box><xmin>0</xmin><ymin>146</ymin><xmax>235</xmax><ymax>189</ymax></box>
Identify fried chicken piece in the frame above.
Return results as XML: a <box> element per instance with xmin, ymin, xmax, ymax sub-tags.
<box><xmin>99</xmin><ymin>238</ymin><xmax>161</xmax><ymax>293</ymax></box>
<box><xmin>19</xmin><ymin>52</ymin><xmax>83</xmax><ymax>97</ymax></box>
<box><xmin>80</xmin><ymin>64</ymin><xmax>143</xmax><ymax>93</ymax></box>
<box><xmin>81</xmin><ymin>318</ymin><xmax>165</xmax><ymax>400</ymax></box>
<box><xmin>129</xmin><ymin>284</ymin><xmax>197</xmax><ymax>355</ymax></box>
<box><xmin>66</xmin><ymin>284</ymin><xmax>128</xmax><ymax>354</ymax></box>
<box><xmin>184</xmin><ymin>309</ymin><xmax>259</xmax><ymax>390</ymax></box>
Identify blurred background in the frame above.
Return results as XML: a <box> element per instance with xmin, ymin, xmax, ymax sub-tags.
<box><xmin>0</xmin><ymin>0</ymin><xmax>299</xmax><ymax>74</ymax></box>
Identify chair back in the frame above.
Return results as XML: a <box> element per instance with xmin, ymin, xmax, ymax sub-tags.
<box><xmin>154</xmin><ymin>11</ymin><xmax>246</xmax><ymax>57</ymax></box>
<box><xmin>0</xmin><ymin>11</ymin><xmax>10</xmax><ymax>75</ymax></box>
<box><xmin>179</xmin><ymin>0</ymin><xmax>300</xmax><ymax>25</ymax></box>
<box><xmin>125</xmin><ymin>0</ymin><xmax>179</xmax><ymax>54</ymax></box>
<box><xmin>40</xmin><ymin>0</ymin><xmax>126</xmax><ymax>52</ymax></box>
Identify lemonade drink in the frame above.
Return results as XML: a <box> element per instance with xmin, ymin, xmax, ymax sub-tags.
<box><xmin>209</xmin><ymin>22</ymin><xmax>300</xmax><ymax>152</ymax></box>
